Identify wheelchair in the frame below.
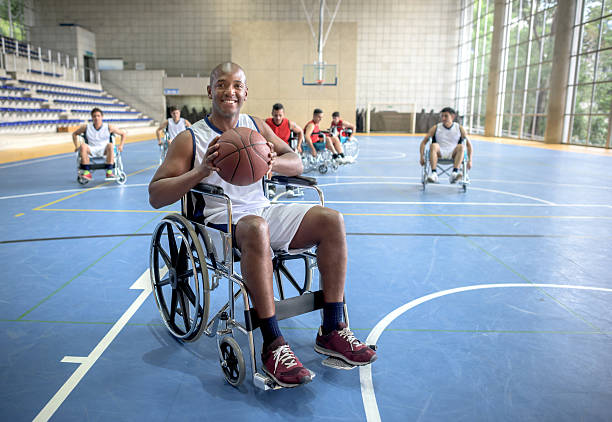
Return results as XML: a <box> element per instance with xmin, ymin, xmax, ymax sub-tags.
<box><xmin>149</xmin><ymin>175</ymin><xmax>370</xmax><ymax>389</ymax></box>
<box><xmin>421</xmin><ymin>140</ymin><xmax>470</xmax><ymax>192</ymax></box>
<box><xmin>159</xmin><ymin>130</ymin><xmax>170</xmax><ymax>165</ymax></box>
<box><xmin>332</xmin><ymin>127</ymin><xmax>359</xmax><ymax>162</ymax></box>
<box><xmin>300</xmin><ymin>134</ymin><xmax>338</xmax><ymax>174</ymax></box>
<box><xmin>76</xmin><ymin>134</ymin><xmax>127</xmax><ymax>185</ymax></box>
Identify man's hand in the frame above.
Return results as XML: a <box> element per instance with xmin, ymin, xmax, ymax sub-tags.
<box><xmin>118</xmin><ymin>144</ymin><xmax>124</xmax><ymax>152</ymax></box>
<box><xmin>467</xmin><ymin>159</ymin><xmax>472</xmax><ymax>170</ymax></box>
<box><xmin>419</xmin><ymin>156</ymin><xmax>425</xmax><ymax>166</ymax></box>
<box><xmin>267</xmin><ymin>140</ymin><xmax>277</xmax><ymax>172</ymax></box>
<box><xmin>197</xmin><ymin>136</ymin><xmax>221</xmax><ymax>177</ymax></box>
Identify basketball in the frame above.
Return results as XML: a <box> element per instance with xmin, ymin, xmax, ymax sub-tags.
<box><xmin>213</xmin><ymin>127</ymin><xmax>271</xmax><ymax>186</ymax></box>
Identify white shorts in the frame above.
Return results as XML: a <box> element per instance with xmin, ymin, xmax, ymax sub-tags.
<box><xmin>208</xmin><ymin>203</ymin><xmax>316</xmax><ymax>252</ymax></box>
<box><xmin>439</xmin><ymin>148</ymin><xmax>454</xmax><ymax>160</ymax></box>
<box><xmin>88</xmin><ymin>143</ymin><xmax>109</xmax><ymax>158</ymax></box>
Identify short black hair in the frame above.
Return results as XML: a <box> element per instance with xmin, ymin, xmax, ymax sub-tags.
<box><xmin>440</xmin><ymin>107</ymin><xmax>456</xmax><ymax>115</ymax></box>
<box><xmin>90</xmin><ymin>107</ymin><xmax>103</xmax><ymax>117</ymax></box>
<box><xmin>332</xmin><ymin>111</ymin><xmax>340</xmax><ymax>118</ymax></box>
<box><xmin>313</xmin><ymin>108</ymin><xmax>323</xmax><ymax>115</ymax></box>
<box><xmin>169</xmin><ymin>106</ymin><xmax>179</xmax><ymax>112</ymax></box>
<box><xmin>272</xmin><ymin>103</ymin><xmax>284</xmax><ymax>111</ymax></box>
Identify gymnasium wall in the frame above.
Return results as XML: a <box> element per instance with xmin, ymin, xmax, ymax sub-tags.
<box><xmin>231</xmin><ymin>21</ymin><xmax>356</xmax><ymax>128</ymax></box>
<box><xmin>33</xmin><ymin>0</ymin><xmax>459</xmax><ymax>115</ymax></box>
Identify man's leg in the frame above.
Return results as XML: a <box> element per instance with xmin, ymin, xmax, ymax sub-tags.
<box><xmin>79</xmin><ymin>144</ymin><xmax>92</xmax><ymax>180</ymax></box>
<box><xmin>331</xmin><ymin>136</ymin><xmax>344</xmax><ymax>156</ymax></box>
<box><xmin>289</xmin><ymin>206</ymin><xmax>377</xmax><ymax>366</ymax></box>
<box><xmin>450</xmin><ymin>144</ymin><xmax>464</xmax><ymax>183</ymax></box>
<box><xmin>235</xmin><ymin>215</ymin><xmax>312</xmax><ymax>387</ymax></box>
<box><xmin>104</xmin><ymin>143</ymin><xmax>115</xmax><ymax>179</ymax></box>
<box><xmin>427</xmin><ymin>143</ymin><xmax>440</xmax><ymax>182</ymax></box>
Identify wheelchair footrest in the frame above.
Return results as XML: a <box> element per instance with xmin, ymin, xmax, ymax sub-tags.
<box><xmin>253</xmin><ymin>370</ymin><xmax>317</xmax><ymax>390</ymax></box>
<box><xmin>321</xmin><ymin>357</ymin><xmax>356</xmax><ymax>370</ymax></box>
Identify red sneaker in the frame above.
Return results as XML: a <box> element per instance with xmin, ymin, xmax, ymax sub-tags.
<box><xmin>261</xmin><ymin>336</ymin><xmax>312</xmax><ymax>388</ymax></box>
<box><xmin>315</xmin><ymin>322</ymin><xmax>377</xmax><ymax>366</ymax></box>
<box><xmin>81</xmin><ymin>170</ymin><xmax>92</xmax><ymax>180</ymax></box>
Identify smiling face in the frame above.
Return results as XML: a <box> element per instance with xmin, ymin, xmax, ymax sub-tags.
<box><xmin>207</xmin><ymin>63</ymin><xmax>248</xmax><ymax>119</ymax></box>
<box><xmin>440</xmin><ymin>111</ymin><xmax>455</xmax><ymax>127</ymax></box>
<box><xmin>272</xmin><ymin>108</ymin><xmax>285</xmax><ymax>125</ymax></box>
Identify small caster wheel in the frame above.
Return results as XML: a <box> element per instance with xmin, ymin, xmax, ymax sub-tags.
<box><xmin>219</xmin><ymin>336</ymin><xmax>245</xmax><ymax>387</ymax></box>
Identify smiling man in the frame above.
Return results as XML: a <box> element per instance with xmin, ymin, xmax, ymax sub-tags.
<box><xmin>148</xmin><ymin>62</ymin><xmax>376</xmax><ymax>388</ymax></box>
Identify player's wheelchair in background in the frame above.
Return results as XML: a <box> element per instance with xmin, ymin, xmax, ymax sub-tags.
<box><xmin>301</xmin><ymin>133</ymin><xmax>338</xmax><ymax>174</ymax></box>
<box><xmin>331</xmin><ymin>127</ymin><xmax>359</xmax><ymax>162</ymax></box>
<box><xmin>421</xmin><ymin>139</ymin><xmax>470</xmax><ymax>192</ymax></box>
<box><xmin>149</xmin><ymin>175</ymin><xmax>369</xmax><ymax>390</ymax></box>
<box><xmin>159</xmin><ymin>130</ymin><xmax>170</xmax><ymax>165</ymax></box>
<box><xmin>76</xmin><ymin>133</ymin><xmax>127</xmax><ymax>185</ymax></box>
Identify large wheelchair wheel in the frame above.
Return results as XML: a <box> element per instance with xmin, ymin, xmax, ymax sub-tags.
<box><xmin>150</xmin><ymin>214</ymin><xmax>209</xmax><ymax>342</ymax></box>
<box><xmin>219</xmin><ymin>336</ymin><xmax>246</xmax><ymax>387</ymax></box>
<box><xmin>115</xmin><ymin>152</ymin><xmax>127</xmax><ymax>185</ymax></box>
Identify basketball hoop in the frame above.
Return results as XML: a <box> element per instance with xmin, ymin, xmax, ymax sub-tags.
<box><xmin>316</xmin><ymin>79</ymin><xmax>324</xmax><ymax>85</ymax></box>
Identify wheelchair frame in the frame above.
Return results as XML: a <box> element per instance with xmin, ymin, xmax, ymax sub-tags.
<box><xmin>333</xmin><ymin>127</ymin><xmax>359</xmax><ymax>161</ymax></box>
<box><xmin>76</xmin><ymin>133</ymin><xmax>127</xmax><ymax>185</ymax></box>
<box><xmin>421</xmin><ymin>140</ymin><xmax>470</xmax><ymax>192</ymax></box>
<box><xmin>149</xmin><ymin>175</ymin><xmax>355</xmax><ymax>390</ymax></box>
<box><xmin>159</xmin><ymin>130</ymin><xmax>170</xmax><ymax>165</ymax></box>
<box><xmin>301</xmin><ymin>133</ymin><xmax>338</xmax><ymax>174</ymax></box>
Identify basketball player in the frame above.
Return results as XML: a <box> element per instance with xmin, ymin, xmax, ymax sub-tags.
<box><xmin>264</xmin><ymin>103</ymin><xmax>304</xmax><ymax>153</ymax></box>
<box><xmin>156</xmin><ymin>106</ymin><xmax>192</xmax><ymax>145</ymax></box>
<box><xmin>149</xmin><ymin>62</ymin><xmax>376</xmax><ymax>388</ymax></box>
<box><xmin>72</xmin><ymin>108</ymin><xmax>127</xmax><ymax>180</ymax></box>
<box><xmin>329</xmin><ymin>111</ymin><xmax>356</xmax><ymax>141</ymax></box>
<box><xmin>303</xmin><ymin>109</ymin><xmax>346</xmax><ymax>162</ymax></box>
<box><xmin>419</xmin><ymin>107</ymin><xmax>473</xmax><ymax>183</ymax></box>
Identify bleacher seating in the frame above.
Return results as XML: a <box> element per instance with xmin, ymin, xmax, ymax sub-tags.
<box><xmin>0</xmin><ymin>72</ymin><xmax>154</xmax><ymax>134</ymax></box>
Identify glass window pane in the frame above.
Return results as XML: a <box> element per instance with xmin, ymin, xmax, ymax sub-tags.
<box><xmin>539</xmin><ymin>61</ymin><xmax>552</xmax><ymax>88</ymax></box>
<box><xmin>526</xmin><ymin>89</ymin><xmax>537</xmax><ymax>113</ymax></box>
<box><xmin>509</xmin><ymin>24</ymin><xmax>519</xmax><ymax>46</ymax></box>
<box><xmin>543</xmin><ymin>7</ymin><xmax>556</xmax><ymax>35</ymax></box>
<box><xmin>604</xmin><ymin>0</ymin><xmax>612</xmax><ymax>16</ymax></box>
<box><xmin>534</xmin><ymin>11</ymin><xmax>545</xmax><ymax>38</ymax></box>
<box><xmin>541</xmin><ymin>35</ymin><xmax>554</xmax><ymax>61</ymax></box>
<box><xmin>504</xmin><ymin>91</ymin><xmax>513</xmax><ymax>114</ymax></box>
<box><xmin>534</xmin><ymin>116</ymin><xmax>547</xmax><ymax>138</ymax></box>
<box><xmin>507</xmin><ymin>46</ymin><xmax>517</xmax><ymax>69</ymax></box>
<box><xmin>536</xmin><ymin>89</ymin><xmax>549</xmax><ymax>114</ymax></box>
<box><xmin>528</xmin><ymin>64</ymin><xmax>540</xmax><ymax>89</ymax></box>
<box><xmin>515</xmin><ymin>67</ymin><xmax>526</xmax><ymax>92</ymax></box>
<box><xmin>571</xmin><ymin>115</ymin><xmax>589</xmax><ymax>144</ymax></box>
<box><xmin>530</xmin><ymin>38</ymin><xmax>542</xmax><ymax>64</ymax></box>
<box><xmin>578</xmin><ymin>52</ymin><xmax>597</xmax><ymax>83</ymax></box>
<box><xmin>517</xmin><ymin>42</ymin><xmax>529</xmax><ymax>67</ymax></box>
<box><xmin>584</xmin><ymin>0</ymin><xmax>603</xmax><ymax>21</ymax></box>
<box><xmin>512</xmin><ymin>0</ymin><xmax>521</xmax><ymax>21</ymax></box>
<box><xmin>588</xmin><ymin>115</ymin><xmax>609</xmax><ymax>146</ymax></box>
<box><xmin>574</xmin><ymin>84</ymin><xmax>594</xmax><ymax>114</ymax></box>
<box><xmin>600</xmin><ymin>18</ymin><xmax>612</xmax><ymax>50</ymax></box>
<box><xmin>592</xmin><ymin>82</ymin><xmax>612</xmax><ymax>113</ymax></box>
<box><xmin>581</xmin><ymin>20</ymin><xmax>601</xmax><ymax>53</ymax></box>
<box><xmin>524</xmin><ymin>115</ymin><xmax>535</xmax><ymax>136</ymax></box>
<box><xmin>511</xmin><ymin>115</ymin><xmax>520</xmax><ymax>135</ymax></box>
<box><xmin>519</xmin><ymin>20</ymin><xmax>531</xmax><ymax>44</ymax></box>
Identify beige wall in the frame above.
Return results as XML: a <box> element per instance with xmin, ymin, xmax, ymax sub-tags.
<box><xmin>231</xmin><ymin>20</ymin><xmax>356</xmax><ymax>129</ymax></box>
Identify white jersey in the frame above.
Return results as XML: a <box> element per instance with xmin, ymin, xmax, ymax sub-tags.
<box><xmin>167</xmin><ymin>117</ymin><xmax>187</xmax><ymax>140</ymax></box>
<box><xmin>85</xmin><ymin>123</ymin><xmax>111</xmax><ymax>148</ymax></box>
<box><xmin>434</xmin><ymin>122</ymin><xmax>461</xmax><ymax>152</ymax></box>
<box><xmin>190</xmin><ymin>114</ymin><xmax>269</xmax><ymax>224</ymax></box>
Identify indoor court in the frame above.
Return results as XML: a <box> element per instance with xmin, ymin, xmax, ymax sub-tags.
<box><xmin>1</xmin><ymin>1</ymin><xmax>611</xmax><ymax>422</ymax></box>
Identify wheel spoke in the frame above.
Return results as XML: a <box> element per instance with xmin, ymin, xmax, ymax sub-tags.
<box><xmin>179</xmin><ymin>282</ymin><xmax>197</xmax><ymax>305</ymax></box>
<box><xmin>156</xmin><ymin>242</ymin><xmax>172</xmax><ymax>267</ymax></box>
<box><xmin>175</xmin><ymin>242</ymin><xmax>187</xmax><ymax>274</ymax></box>
<box><xmin>178</xmin><ymin>288</ymin><xmax>191</xmax><ymax>331</ymax></box>
<box><xmin>170</xmin><ymin>288</ymin><xmax>178</xmax><ymax>322</ymax></box>
<box><xmin>157</xmin><ymin>276</ymin><xmax>171</xmax><ymax>287</ymax></box>
<box><xmin>166</xmin><ymin>223</ymin><xmax>178</xmax><ymax>267</ymax></box>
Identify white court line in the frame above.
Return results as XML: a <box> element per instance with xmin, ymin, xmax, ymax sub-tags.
<box><xmin>0</xmin><ymin>155</ymin><xmax>68</xmax><ymax>169</ymax></box>
<box><xmin>0</xmin><ymin>183</ymin><xmax>148</xmax><ymax>200</ymax></box>
<box><xmin>318</xmin><ymin>181</ymin><xmax>555</xmax><ymax>205</ymax></box>
<box><xmin>33</xmin><ymin>269</ymin><xmax>152</xmax><ymax>422</ymax></box>
<box><xmin>357</xmin><ymin>152</ymin><xmax>407</xmax><ymax>160</ymax></box>
<box><xmin>359</xmin><ymin>283</ymin><xmax>612</xmax><ymax>422</ymax></box>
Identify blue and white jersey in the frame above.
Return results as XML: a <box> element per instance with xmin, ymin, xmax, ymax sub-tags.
<box><xmin>434</xmin><ymin>122</ymin><xmax>461</xmax><ymax>152</ymax></box>
<box><xmin>167</xmin><ymin>117</ymin><xmax>187</xmax><ymax>140</ymax></box>
<box><xmin>85</xmin><ymin>123</ymin><xmax>111</xmax><ymax>148</ymax></box>
<box><xmin>190</xmin><ymin>114</ymin><xmax>269</xmax><ymax>224</ymax></box>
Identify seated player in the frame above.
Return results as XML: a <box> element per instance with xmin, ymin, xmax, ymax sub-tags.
<box><xmin>156</xmin><ymin>105</ymin><xmax>192</xmax><ymax>145</ymax></box>
<box><xmin>72</xmin><ymin>108</ymin><xmax>127</xmax><ymax>181</ymax></box>
<box><xmin>329</xmin><ymin>111</ymin><xmax>356</xmax><ymax>141</ymax></box>
<box><xmin>419</xmin><ymin>107</ymin><xmax>473</xmax><ymax>183</ymax></box>
<box><xmin>303</xmin><ymin>108</ymin><xmax>347</xmax><ymax>163</ymax></box>
<box><xmin>148</xmin><ymin>62</ymin><xmax>376</xmax><ymax>388</ymax></box>
<box><xmin>265</xmin><ymin>103</ymin><xmax>304</xmax><ymax>152</ymax></box>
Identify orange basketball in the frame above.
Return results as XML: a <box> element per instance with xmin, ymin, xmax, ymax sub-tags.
<box><xmin>213</xmin><ymin>127</ymin><xmax>271</xmax><ymax>186</ymax></box>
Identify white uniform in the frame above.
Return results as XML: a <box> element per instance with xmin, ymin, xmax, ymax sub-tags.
<box><xmin>85</xmin><ymin>122</ymin><xmax>111</xmax><ymax>158</ymax></box>
<box><xmin>167</xmin><ymin>117</ymin><xmax>187</xmax><ymax>140</ymax></box>
<box><xmin>434</xmin><ymin>122</ymin><xmax>461</xmax><ymax>159</ymax></box>
<box><xmin>190</xmin><ymin>114</ymin><xmax>314</xmax><ymax>252</ymax></box>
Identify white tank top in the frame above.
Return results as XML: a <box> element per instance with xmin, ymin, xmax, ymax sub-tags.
<box><xmin>190</xmin><ymin>114</ymin><xmax>270</xmax><ymax>224</ymax></box>
<box><xmin>434</xmin><ymin>122</ymin><xmax>461</xmax><ymax>151</ymax></box>
<box><xmin>85</xmin><ymin>123</ymin><xmax>111</xmax><ymax>148</ymax></box>
<box><xmin>167</xmin><ymin>117</ymin><xmax>187</xmax><ymax>140</ymax></box>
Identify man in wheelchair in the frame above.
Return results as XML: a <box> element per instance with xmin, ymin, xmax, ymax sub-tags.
<box><xmin>303</xmin><ymin>108</ymin><xmax>348</xmax><ymax>163</ymax></box>
<box><xmin>265</xmin><ymin>102</ymin><xmax>304</xmax><ymax>151</ymax></box>
<box><xmin>419</xmin><ymin>107</ymin><xmax>472</xmax><ymax>183</ymax></box>
<box><xmin>72</xmin><ymin>108</ymin><xmax>127</xmax><ymax>181</ymax></box>
<box><xmin>149</xmin><ymin>62</ymin><xmax>376</xmax><ymax>388</ymax></box>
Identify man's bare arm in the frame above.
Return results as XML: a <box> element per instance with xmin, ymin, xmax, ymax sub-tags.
<box><xmin>72</xmin><ymin>125</ymin><xmax>87</xmax><ymax>150</ymax></box>
<box><xmin>156</xmin><ymin>120</ymin><xmax>168</xmax><ymax>142</ymax></box>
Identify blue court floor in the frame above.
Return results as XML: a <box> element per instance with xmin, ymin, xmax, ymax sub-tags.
<box><xmin>0</xmin><ymin>135</ymin><xmax>611</xmax><ymax>421</ymax></box>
